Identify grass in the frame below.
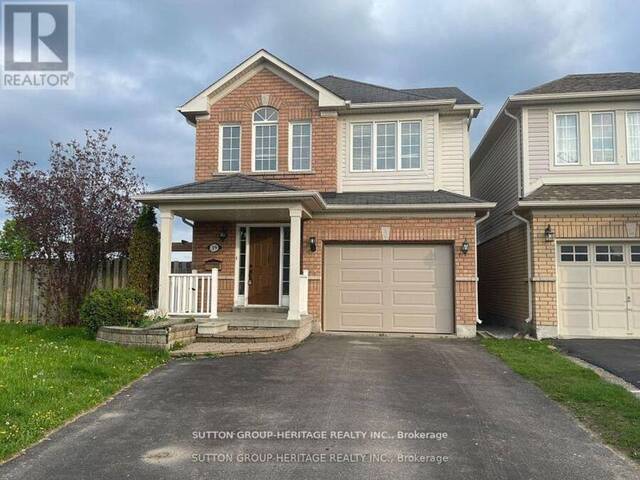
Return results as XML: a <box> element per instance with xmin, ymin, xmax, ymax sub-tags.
<box><xmin>0</xmin><ymin>323</ymin><xmax>168</xmax><ymax>462</ymax></box>
<box><xmin>482</xmin><ymin>339</ymin><xmax>640</xmax><ymax>462</ymax></box>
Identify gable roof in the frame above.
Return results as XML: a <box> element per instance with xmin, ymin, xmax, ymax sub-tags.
<box><xmin>321</xmin><ymin>190</ymin><xmax>488</xmax><ymax>206</ymax></box>
<box><xmin>516</xmin><ymin>72</ymin><xmax>640</xmax><ymax>96</ymax></box>
<box><xmin>315</xmin><ymin>75</ymin><xmax>480</xmax><ymax>106</ymax></box>
<box><xmin>147</xmin><ymin>174</ymin><xmax>297</xmax><ymax>195</ymax></box>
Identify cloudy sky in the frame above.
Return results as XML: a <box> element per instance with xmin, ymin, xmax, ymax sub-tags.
<box><xmin>1</xmin><ymin>0</ymin><xmax>639</xmax><ymax>243</ymax></box>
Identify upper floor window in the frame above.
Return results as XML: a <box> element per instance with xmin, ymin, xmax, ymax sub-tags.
<box><xmin>289</xmin><ymin>122</ymin><xmax>312</xmax><ymax>171</ymax></box>
<box><xmin>554</xmin><ymin>113</ymin><xmax>579</xmax><ymax>165</ymax></box>
<box><xmin>627</xmin><ymin>111</ymin><xmax>640</xmax><ymax>163</ymax></box>
<box><xmin>253</xmin><ymin>107</ymin><xmax>278</xmax><ymax>171</ymax></box>
<box><xmin>590</xmin><ymin>112</ymin><xmax>616</xmax><ymax>164</ymax></box>
<box><xmin>219</xmin><ymin>125</ymin><xmax>241</xmax><ymax>172</ymax></box>
<box><xmin>351</xmin><ymin>120</ymin><xmax>422</xmax><ymax>172</ymax></box>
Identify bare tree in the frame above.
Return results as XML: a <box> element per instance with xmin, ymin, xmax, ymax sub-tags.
<box><xmin>0</xmin><ymin>129</ymin><xmax>144</xmax><ymax>324</ymax></box>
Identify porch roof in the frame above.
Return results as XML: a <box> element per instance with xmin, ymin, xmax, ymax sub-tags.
<box><xmin>145</xmin><ymin>174</ymin><xmax>297</xmax><ymax>195</ymax></box>
<box><xmin>518</xmin><ymin>183</ymin><xmax>640</xmax><ymax>208</ymax></box>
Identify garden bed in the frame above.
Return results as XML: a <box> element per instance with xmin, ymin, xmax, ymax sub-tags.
<box><xmin>96</xmin><ymin>318</ymin><xmax>197</xmax><ymax>350</ymax></box>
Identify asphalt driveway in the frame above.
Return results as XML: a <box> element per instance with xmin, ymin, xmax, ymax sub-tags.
<box><xmin>1</xmin><ymin>335</ymin><xmax>638</xmax><ymax>480</ymax></box>
<box><xmin>554</xmin><ymin>339</ymin><xmax>640</xmax><ymax>388</ymax></box>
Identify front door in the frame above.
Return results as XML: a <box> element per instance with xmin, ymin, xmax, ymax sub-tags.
<box><xmin>248</xmin><ymin>228</ymin><xmax>280</xmax><ymax>305</ymax></box>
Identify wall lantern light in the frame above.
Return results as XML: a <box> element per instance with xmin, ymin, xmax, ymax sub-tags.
<box><xmin>544</xmin><ymin>224</ymin><xmax>555</xmax><ymax>242</ymax></box>
<box><xmin>218</xmin><ymin>229</ymin><xmax>228</xmax><ymax>242</ymax></box>
<box><xmin>309</xmin><ymin>237</ymin><xmax>317</xmax><ymax>252</ymax></box>
<box><xmin>461</xmin><ymin>239</ymin><xmax>470</xmax><ymax>255</ymax></box>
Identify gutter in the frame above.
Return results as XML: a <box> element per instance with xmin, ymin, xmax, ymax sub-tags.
<box><xmin>518</xmin><ymin>199</ymin><xmax>640</xmax><ymax>208</ymax></box>
<box><xmin>503</xmin><ymin>108</ymin><xmax>522</xmax><ymax>197</ymax></box>
<box><xmin>324</xmin><ymin>202</ymin><xmax>496</xmax><ymax>212</ymax></box>
<box><xmin>134</xmin><ymin>190</ymin><xmax>327</xmax><ymax>208</ymax></box>
<box><xmin>474</xmin><ymin>211</ymin><xmax>491</xmax><ymax>324</ymax></box>
<box><xmin>511</xmin><ymin>211</ymin><xmax>532</xmax><ymax>325</ymax></box>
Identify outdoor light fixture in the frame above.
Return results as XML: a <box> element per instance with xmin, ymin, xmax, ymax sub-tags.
<box><xmin>544</xmin><ymin>224</ymin><xmax>555</xmax><ymax>242</ymax></box>
<box><xmin>309</xmin><ymin>236</ymin><xmax>317</xmax><ymax>252</ymax></box>
<box><xmin>461</xmin><ymin>239</ymin><xmax>470</xmax><ymax>255</ymax></box>
<box><xmin>218</xmin><ymin>229</ymin><xmax>228</xmax><ymax>242</ymax></box>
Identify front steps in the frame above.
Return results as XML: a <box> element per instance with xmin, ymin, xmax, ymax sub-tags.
<box><xmin>197</xmin><ymin>321</ymin><xmax>229</xmax><ymax>335</ymax></box>
<box><xmin>171</xmin><ymin>319</ymin><xmax>312</xmax><ymax>358</ymax></box>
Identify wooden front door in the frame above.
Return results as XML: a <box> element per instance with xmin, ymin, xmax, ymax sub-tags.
<box><xmin>248</xmin><ymin>228</ymin><xmax>280</xmax><ymax>305</ymax></box>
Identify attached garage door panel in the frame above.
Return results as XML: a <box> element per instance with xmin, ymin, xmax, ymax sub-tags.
<box><xmin>324</xmin><ymin>244</ymin><xmax>454</xmax><ymax>333</ymax></box>
<box><xmin>558</xmin><ymin>243</ymin><xmax>640</xmax><ymax>337</ymax></box>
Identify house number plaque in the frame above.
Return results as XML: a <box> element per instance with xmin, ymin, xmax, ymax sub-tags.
<box><xmin>208</xmin><ymin>243</ymin><xmax>222</xmax><ymax>253</ymax></box>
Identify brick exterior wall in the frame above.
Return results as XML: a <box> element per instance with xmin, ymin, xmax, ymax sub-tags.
<box><xmin>530</xmin><ymin>210</ymin><xmax>640</xmax><ymax>335</ymax></box>
<box><xmin>477</xmin><ymin>224</ymin><xmax>529</xmax><ymax>330</ymax></box>
<box><xmin>194</xmin><ymin>68</ymin><xmax>338</xmax><ymax>191</ymax></box>
<box><xmin>302</xmin><ymin>217</ymin><xmax>478</xmax><ymax>332</ymax></box>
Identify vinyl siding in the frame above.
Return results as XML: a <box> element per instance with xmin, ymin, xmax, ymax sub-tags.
<box><xmin>438</xmin><ymin>115</ymin><xmax>468</xmax><ymax>195</ymax></box>
<box><xmin>526</xmin><ymin>100</ymin><xmax>640</xmax><ymax>192</ymax></box>
<box><xmin>338</xmin><ymin>111</ymin><xmax>436</xmax><ymax>192</ymax></box>
<box><xmin>471</xmin><ymin>119</ymin><xmax>520</xmax><ymax>244</ymax></box>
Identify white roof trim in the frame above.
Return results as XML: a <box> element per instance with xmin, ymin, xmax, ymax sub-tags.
<box><xmin>179</xmin><ymin>50</ymin><xmax>345</xmax><ymax>114</ymax></box>
<box><xmin>348</xmin><ymin>99</ymin><xmax>456</xmax><ymax>109</ymax></box>
<box><xmin>518</xmin><ymin>199</ymin><xmax>640</xmax><ymax>208</ymax></box>
<box><xmin>509</xmin><ymin>89</ymin><xmax>640</xmax><ymax>102</ymax></box>
<box><xmin>324</xmin><ymin>202</ymin><xmax>496</xmax><ymax>211</ymax></box>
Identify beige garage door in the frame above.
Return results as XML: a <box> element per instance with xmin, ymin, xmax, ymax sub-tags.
<box><xmin>557</xmin><ymin>243</ymin><xmax>640</xmax><ymax>337</ymax></box>
<box><xmin>324</xmin><ymin>244</ymin><xmax>454</xmax><ymax>333</ymax></box>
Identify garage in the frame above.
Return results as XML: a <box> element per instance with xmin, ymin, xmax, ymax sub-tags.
<box><xmin>323</xmin><ymin>244</ymin><xmax>454</xmax><ymax>334</ymax></box>
<box><xmin>557</xmin><ymin>243</ymin><xmax>640</xmax><ymax>337</ymax></box>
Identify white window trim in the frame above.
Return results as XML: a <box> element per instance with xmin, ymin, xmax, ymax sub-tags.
<box><xmin>288</xmin><ymin>121</ymin><xmax>312</xmax><ymax>172</ymax></box>
<box><xmin>589</xmin><ymin>111</ymin><xmax>616</xmax><ymax>165</ymax></box>
<box><xmin>553</xmin><ymin>112</ymin><xmax>580</xmax><ymax>166</ymax></box>
<box><xmin>626</xmin><ymin>111</ymin><xmax>640</xmax><ymax>164</ymax></box>
<box><xmin>252</xmin><ymin>109</ymin><xmax>279</xmax><ymax>173</ymax></box>
<box><xmin>218</xmin><ymin>124</ymin><xmax>241</xmax><ymax>173</ymax></box>
<box><xmin>349</xmin><ymin>120</ymin><xmax>422</xmax><ymax>172</ymax></box>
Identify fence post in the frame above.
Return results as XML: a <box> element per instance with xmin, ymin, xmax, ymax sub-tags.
<box><xmin>210</xmin><ymin>268</ymin><xmax>218</xmax><ymax>319</ymax></box>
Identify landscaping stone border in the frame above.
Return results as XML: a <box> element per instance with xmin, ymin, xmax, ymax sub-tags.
<box><xmin>97</xmin><ymin>322</ymin><xmax>197</xmax><ymax>350</ymax></box>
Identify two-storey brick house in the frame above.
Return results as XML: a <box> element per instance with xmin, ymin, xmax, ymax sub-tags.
<box><xmin>472</xmin><ymin>73</ymin><xmax>640</xmax><ymax>338</ymax></box>
<box><xmin>138</xmin><ymin>50</ymin><xmax>493</xmax><ymax>338</ymax></box>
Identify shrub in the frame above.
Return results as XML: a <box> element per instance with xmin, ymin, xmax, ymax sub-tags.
<box><xmin>80</xmin><ymin>288</ymin><xmax>147</xmax><ymax>335</ymax></box>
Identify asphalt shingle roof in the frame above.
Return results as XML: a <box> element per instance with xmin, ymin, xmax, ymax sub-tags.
<box><xmin>148</xmin><ymin>174</ymin><xmax>296</xmax><ymax>195</ymax></box>
<box><xmin>315</xmin><ymin>75</ymin><xmax>478</xmax><ymax>105</ymax></box>
<box><xmin>516</xmin><ymin>73</ymin><xmax>640</xmax><ymax>96</ymax></box>
<box><xmin>522</xmin><ymin>184</ymin><xmax>640</xmax><ymax>202</ymax></box>
<box><xmin>321</xmin><ymin>190</ymin><xmax>488</xmax><ymax>205</ymax></box>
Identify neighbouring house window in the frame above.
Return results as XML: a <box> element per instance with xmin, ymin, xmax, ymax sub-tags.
<box><xmin>282</xmin><ymin>227</ymin><xmax>290</xmax><ymax>296</ymax></box>
<box><xmin>627</xmin><ymin>112</ymin><xmax>640</xmax><ymax>163</ymax></box>
<box><xmin>290</xmin><ymin>122</ymin><xmax>311</xmax><ymax>171</ymax></box>
<box><xmin>253</xmin><ymin>107</ymin><xmax>278</xmax><ymax>171</ymax></box>
<box><xmin>591</xmin><ymin>112</ymin><xmax>616</xmax><ymax>164</ymax></box>
<box><xmin>560</xmin><ymin>245</ymin><xmax>588</xmax><ymax>262</ymax></box>
<box><xmin>595</xmin><ymin>244</ymin><xmax>624</xmax><ymax>262</ymax></box>
<box><xmin>631</xmin><ymin>245</ymin><xmax>640</xmax><ymax>262</ymax></box>
<box><xmin>220</xmin><ymin>125</ymin><xmax>241</xmax><ymax>172</ymax></box>
<box><xmin>238</xmin><ymin>227</ymin><xmax>247</xmax><ymax>295</ymax></box>
<box><xmin>555</xmin><ymin>113</ymin><xmax>579</xmax><ymax>165</ymax></box>
<box><xmin>376</xmin><ymin>122</ymin><xmax>396</xmax><ymax>170</ymax></box>
<box><xmin>352</xmin><ymin>123</ymin><xmax>373</xmax><ymax>171</ymax></box>
<box><xmin>400</xmin><ymin>121</ymin><xmax>421</xmax><ymax>169</ymax></box>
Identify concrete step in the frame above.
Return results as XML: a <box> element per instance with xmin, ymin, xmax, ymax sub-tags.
<box><xmin>233</xmin><ymin>306</ymin><xmax>288</xmax><ymax>313</ymax></box>
<box><xmin>197</xmin><ymin>328</ymin><xmax>294</xmax><ymax>344</ymax></box>
<box><xmin>197</xmin><ymin>321</ymin><xmax>229</xmax><ymax>335</ymax></box>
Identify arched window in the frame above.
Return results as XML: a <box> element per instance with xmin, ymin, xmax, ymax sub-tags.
<box><xmin>253</xmin><ymin>107</ymin><xmax>279</xmax><ymax>171</ymax></box>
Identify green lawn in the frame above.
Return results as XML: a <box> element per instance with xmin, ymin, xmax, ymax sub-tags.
<box><xmin>482</xmin><ymin>339</ymin><xmax>640</xmax><ymax>462</ymax></box>
<box><xmin>0</xmin><ymin>324</ymin><xmax>168</xmax><ymax>462</ymax></box>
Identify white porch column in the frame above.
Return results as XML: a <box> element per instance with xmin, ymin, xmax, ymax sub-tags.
<box><xmin>158</xmin><ymin>208</ymin><xmax>174</xmax><ymax>313</ymax></box>
<box><xmin>287</xmin><ymin>207</ymin><xmax>302</xmax><ymax>321</ymax></box>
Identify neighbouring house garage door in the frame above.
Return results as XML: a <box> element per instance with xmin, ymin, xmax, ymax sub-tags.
<box><xmin>324</xmin><ymin>244</ymin><xmax>454</xmax><ymax>334</ymax></box>
<box><xmin>557</xmin><ymin>243</ymin><xmax>640</xmax><ymax>337</ymax></box>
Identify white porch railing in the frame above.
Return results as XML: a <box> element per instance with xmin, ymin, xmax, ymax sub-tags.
<box><xmin>299</xmin><ymin>269</ymin><xmax>309</xmax><ymax>316</ymax></box>
<box><xmin>168</xmin><ymin>269</ymin><xmax>218</xmax><ymax>318</ymax></box>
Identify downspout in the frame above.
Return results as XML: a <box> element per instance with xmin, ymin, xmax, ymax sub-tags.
<box><xmin>475</xmin><ymin>211</ymin><xmax>490</xmax><ymax>324</ymax></box>
<box><xmin>511</xmin><ymin>211</ymin><xmax>532</xmax><ymax>324</ymax></box>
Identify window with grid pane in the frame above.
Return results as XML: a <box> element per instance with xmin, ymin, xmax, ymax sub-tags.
<box><xmin>282</xmin><ymin>227</ymin><xmax>290</xmax><ymax>296</ymax></box>
<box><xmin>220</xmin><ymin>125</ymin><xmax>240</xmax><ymax>172</ymax></box>
<box><xmin>352</xmin><ymin>123</ymin><xmax>372</xmax><ymax>171</ymax></box>
<box><xmin>595</xmin><ymin>244</ymin><xmax>624</xmax><ymax>262</ymax></box>
<box><xmin>238</xmin><ymin>227</ymin><xmax>247</xmax><ymax>295</ymax></box>
<box><xmin>291</xmin><ymin>123</ymin><xmax>311</xmax><ymax>171</ymax></box>
<box><xmin>560</xmin><ymin>245</ymin><xmax>589</xmax><ymax>262</ymax></box>
<box><xmin>627</xmin><ymin>112</ymin><xmax>640</xmax><ymax>163</ymax></box>
<box><xmin>591</xmin><ymin>112</ymin><xmax>616</xmax><ymax>164</ymax></box>
<box><xmin>400</xmin><ymin>121</ymin><xmax>421</xmax><ymax>169</ymax></box>
<box><xmin>555</xmin><ymin>113</ymin><xmax>579</xmax><ymax>165</ymax></box>
<box><xmin>376</xmin><ymin>123</ymin><xmax>396</xmax><ymax>170</ymax></box>
<box><xmin>253</xmin><ymin>107</ymin><xmax>278</xmax><ymax>171</ymax></box>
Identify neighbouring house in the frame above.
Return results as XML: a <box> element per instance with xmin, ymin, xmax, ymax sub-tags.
<box><xmin>472</xmin><ymin>72</ymin><xmax>640</xmax><ymax>339</ymax></box>
<box><xmin>137</xmin><ymin>50</ymin><xmax>494</xmax><ymax>337</ymax></box>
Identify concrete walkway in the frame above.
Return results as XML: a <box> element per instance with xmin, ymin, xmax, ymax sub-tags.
<box><xmin>1</xmin><ymin>335</ymin><xmax>638</xmax><ymax>479</ymax></box>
